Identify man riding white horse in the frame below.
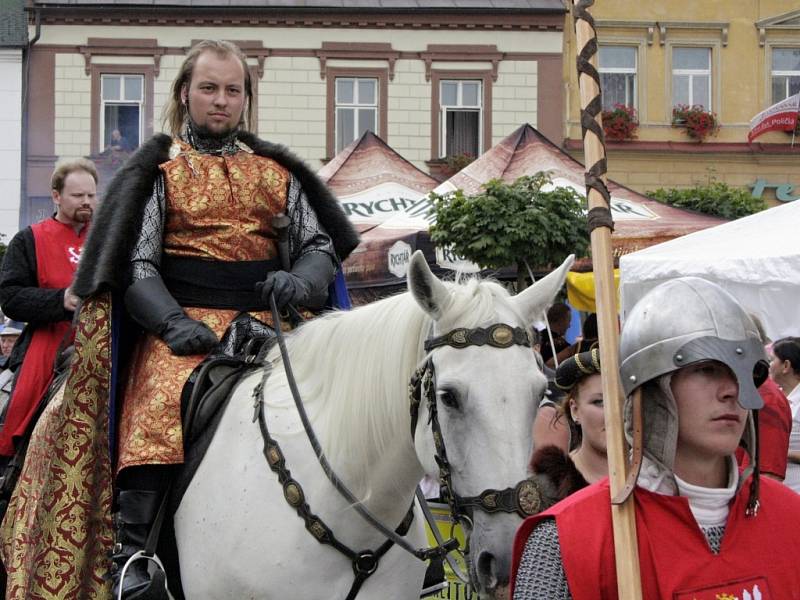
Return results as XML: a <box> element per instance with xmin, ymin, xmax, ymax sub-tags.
<box><xmin>0</xmin><ymin>39</ymin><xmax>357</xmax><ymax>600</ymax></box>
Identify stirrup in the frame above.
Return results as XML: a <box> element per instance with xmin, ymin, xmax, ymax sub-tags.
<box><xmin>116</xmin><ymin>551</ymin><xmax>171</xmax><ymax>600</ymax></box>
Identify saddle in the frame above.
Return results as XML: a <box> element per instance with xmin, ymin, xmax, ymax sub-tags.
<box><xmin>156</xmin><ymin>322</ymin><xmax>276</xmax><ymax>600</ymax></box>
<box><xmin>174</xmin><ymin>336</ymin><xmax>273</xmax><ymax>507</ymax></box>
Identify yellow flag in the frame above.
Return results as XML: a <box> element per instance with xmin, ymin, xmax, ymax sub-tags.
<box><xmin>566</xmin><ymin>269</ymin><xmax>620</xmax><ymax>313</ymax></box>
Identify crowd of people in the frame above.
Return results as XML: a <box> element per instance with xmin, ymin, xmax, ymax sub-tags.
<box><xmin>0</xmin><ymin>37</ymin><xmax>797</xmax><ymax>600</ymax></box>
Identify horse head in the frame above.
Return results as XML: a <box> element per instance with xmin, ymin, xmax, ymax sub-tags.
<box><xmin>407</xmin><ymin>251</ymin><xmax>574</xmax><ymax>598</ymax></box>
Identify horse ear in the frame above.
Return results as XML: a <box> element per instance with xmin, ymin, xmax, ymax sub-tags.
<box><xmin>408</xmin><ymin>250</ymin><xmax>450</xmax><ymax>321</ymax></box>
<box><xmin>513</xmin><ymin>254</ymin><xmax>575</xmax><ymax>323</ymax></box>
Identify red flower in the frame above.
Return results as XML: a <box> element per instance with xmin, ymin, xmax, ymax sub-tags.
<box><xmin>602</xmin><ymin>104</ymin><xmax>638</xmax><ymax>141</ymax></box>
<box><xmin>672</xmin><ymin>104</ymin><xmax>719</xmax><ymax>141</ymax></box>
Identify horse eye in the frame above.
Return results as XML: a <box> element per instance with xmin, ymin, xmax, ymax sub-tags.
<box><xmin>438</xmin><ymin>389</ymin><xmax>460</xmax><ymax>410</ymax></box>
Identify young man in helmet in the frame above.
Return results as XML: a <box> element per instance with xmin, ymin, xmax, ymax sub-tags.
<box><xmin>510</xmin><ymin>277</ymin><xmax>800</xmax><ymax>600</ymax></box>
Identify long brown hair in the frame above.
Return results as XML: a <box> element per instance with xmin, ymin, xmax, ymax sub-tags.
<box><xmin>162</xmin><ymin>40</ymin><xmax>255</xmax><ymax>136</ymax></box>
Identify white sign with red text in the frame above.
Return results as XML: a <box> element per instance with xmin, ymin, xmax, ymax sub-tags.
<box><xmin>748</xmin><ymin>93</ymin><xmax>800</xmax><ymax>142</ymax></box>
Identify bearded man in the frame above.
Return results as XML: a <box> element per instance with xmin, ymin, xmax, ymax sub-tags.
<box><xmin>0</xmin><ymin>40</ymin><xmax>357</xmax><ymax>600</ymax></box>
<box><xmin>0</xmin><ymin>159</ymin><xmax>97</xmax><ymax>457</ymax></box>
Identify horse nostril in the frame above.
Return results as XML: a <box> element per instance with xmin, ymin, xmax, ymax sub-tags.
<box><xmin>477</xmin><ymin>551</ymin><xmax>498</xmax><ymax>590</ymax></box>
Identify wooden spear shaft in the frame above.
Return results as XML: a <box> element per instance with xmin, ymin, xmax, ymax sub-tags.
<box><xmin>572</xmin><ymin>1</ymin><xmax>643</xmax><ymax>598</ymax></box>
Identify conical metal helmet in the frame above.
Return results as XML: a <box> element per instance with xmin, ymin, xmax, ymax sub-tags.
<box><xmin>620</xmin><ymin>277</ymin><xmax>767</xmax><ymax>410</ymax></box>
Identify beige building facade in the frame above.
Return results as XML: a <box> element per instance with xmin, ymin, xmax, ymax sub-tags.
<box><xmin>21</xmin><ymin>1</ymin><xmax>566</xmax><ymax>227</ymax></box>
<box><xmin>562</xmin><ymin>0</ymin><xmax>800</xmax><ymax>206</ymax></box>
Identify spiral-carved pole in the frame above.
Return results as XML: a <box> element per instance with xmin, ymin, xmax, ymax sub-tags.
<box><xmin>572</xmin><ymin>2</ymin><xmax>643</xmax><ymax>598</ymax></box>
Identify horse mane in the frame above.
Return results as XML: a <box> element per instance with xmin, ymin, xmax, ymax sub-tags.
<box><xmin>268</xmin><ymin>276</ymin><xmax>522</xmax><ymax>496</ymax></box>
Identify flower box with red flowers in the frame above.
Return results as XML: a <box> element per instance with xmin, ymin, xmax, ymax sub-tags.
<box><xmin>672</xmin><ymin>104</ymin><xmax>720</xmax><ymax>142</ymax></box>
<box><xmin>602</xmin><ymin>104</ymin><xmax>639</xmax><ymax>141</ymax></box>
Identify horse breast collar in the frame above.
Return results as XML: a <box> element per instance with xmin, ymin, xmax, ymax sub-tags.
<box><xmin>411</xmin><ymin>323</ymin><xmax>544</xmax><ymax>523</ymax></box>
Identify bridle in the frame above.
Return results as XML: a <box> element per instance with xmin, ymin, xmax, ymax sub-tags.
<box><xmin>410</xmin><ymin>323</ymin><xmax>544</xmax><ymax>528</ymax></box>
<box><xmin>255</xmin><ymin>300</ymin><xmax>544</xmax><ymax>598</ymax></box>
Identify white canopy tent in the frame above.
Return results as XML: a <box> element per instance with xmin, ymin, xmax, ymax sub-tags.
<box><xmin>619</xmin><ymin>201</ymin><xmax>800</xmax><ymax>341</ymax></box>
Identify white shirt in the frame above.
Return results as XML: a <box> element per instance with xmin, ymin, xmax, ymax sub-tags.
<box><xmin>638</xmin><ymin>456</ymin><xmax>738</xmax><ymax>529</ymax></box>
<box><xmin>783</xmin><ymin>383</ymin><xmax>800</xmax><ymax>493</ymax></box>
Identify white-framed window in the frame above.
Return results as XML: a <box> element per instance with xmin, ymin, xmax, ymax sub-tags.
<box><xmin>772</xmin><ymin>48</ymin><xmax>800</xmax><ymax>103</ymax></box>
<box><xmin>599</xmin><ymin>45</ymin><xmax>637</xmax><ymax>110</ymax></box>
<box><xmin>100</xmin><ymin>74</ymin><xmax>144</xmax><ymax>152</ymax></box>
<box><xmin>672</xmin><ymin>47</ymin><xmax>712</xmax><ymax>109</ymax></box>
<box><xmin>439</xmin><ymin>80</ymin><xmax>482</xmax><ymax>158</ymax></box>
<box><xmin>335</xmin><ymin>77</ymin><xmax>378</xmax><ymax>153</ymax></box>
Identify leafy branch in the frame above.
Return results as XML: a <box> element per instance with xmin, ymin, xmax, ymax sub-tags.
<box><xmin>429</xmin><ymin>173</ymin><xmax>589</xmax><ymax>287</ymax></box>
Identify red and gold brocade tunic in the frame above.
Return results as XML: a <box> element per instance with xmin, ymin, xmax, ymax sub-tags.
<box><xmin>118</xmin><ymin>139</ymin><xmax>290</xmax><ymax>472</ymax></box>
<box><xmin>161</xmin><ymin>139</ymin><xmax>287</xmax><ymax>262</ymax></box>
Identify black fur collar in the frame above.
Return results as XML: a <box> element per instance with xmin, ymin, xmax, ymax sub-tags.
<box><xmin>73</xmin><ymin>133</ymin><xmax>359</xmax><ymax>297</ymax></box>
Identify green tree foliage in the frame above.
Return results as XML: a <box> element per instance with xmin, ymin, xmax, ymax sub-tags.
<box><xmin>0</xmin><ymin>234</ymin><xmax>6</xmax><ymax>264</ymax></box>
<box><xmin>647</xmin><ymin>181</ymin><xmax>766</xmax><ymax>219</ymax></box>
<box><xmin>429</xmin><ymin>173</ymin><xmax>590</xmax><ymax>285</ymax></box>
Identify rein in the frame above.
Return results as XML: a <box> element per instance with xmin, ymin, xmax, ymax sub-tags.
<box><xmin>253</xmin><ymin>297</ymin><xmax>457</xmax><ymax>599</ymax></box>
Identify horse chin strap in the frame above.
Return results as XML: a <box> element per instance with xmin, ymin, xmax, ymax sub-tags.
<box><xmin>410</xmin><ymin>323</ymin><xmax>545</xmax><ymax>529</ymax></box>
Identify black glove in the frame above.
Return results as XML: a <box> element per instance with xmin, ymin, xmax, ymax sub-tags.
<box><xmin>125</xmin><ymin>276</ymin><xmax>218</xmax><ymax>356</ymax></box>
<box><xmin>256</xmin><ymin>271</ymin><xmax>309</xmax><ymax>311</ymax></box>
<box><xmin>255</xmin><ymin>252</ymin><xmax>336</xmax><ymax>311</ymax></box>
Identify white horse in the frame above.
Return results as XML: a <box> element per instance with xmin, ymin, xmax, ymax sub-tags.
<box><xmin>174</xmin><ymin>251</ymin><xmax>573</xmax><ymax>599</ymax></box>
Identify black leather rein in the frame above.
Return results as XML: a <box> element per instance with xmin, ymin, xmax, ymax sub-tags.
<box><xmin>252</xmin><ymin>297</ymin><xmax>458</xmax><ymax>600</ymax></box>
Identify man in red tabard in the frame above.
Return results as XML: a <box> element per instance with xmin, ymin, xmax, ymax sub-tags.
<box><xmin>0</xmin><ymin>159</ymin><xmax>97</xmax><ymax>457</ymax></box>
<box><xmin>736</xmin><ymin>378</ymin><xmax>792</xmax><ymax>481</ymax></box>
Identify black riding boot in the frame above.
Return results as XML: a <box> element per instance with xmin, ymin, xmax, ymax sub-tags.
<box><xmin>110</xmin><ymin>489</ymin><xmax>169</xmax><ymax>600</ymax></box>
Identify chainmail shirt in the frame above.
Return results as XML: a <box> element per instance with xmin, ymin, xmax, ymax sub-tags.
<box><xmin>130</xmin><ymin>124</ymin><xmax>335</xmax><ymax>281</ymax></box>
<box><xmin>513</xmin><ymin>520</ymin><xmax>570</xmax><ymax>600</ymax></box>
<box><xmin>130</xmin><ymin>176</ymin><xmax>166</xmax><ymax>280</ymax></box>
<box><xmin>513</xmin><ymin>519</ymin><xmax>727</xmax><ymax>600</ymax></box>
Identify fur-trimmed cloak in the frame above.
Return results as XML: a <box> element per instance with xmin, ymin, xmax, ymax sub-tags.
<box><xmin>73</xmin><ymin>131</ymin><xmax>360</xmax><ymax>298</ymax></box>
